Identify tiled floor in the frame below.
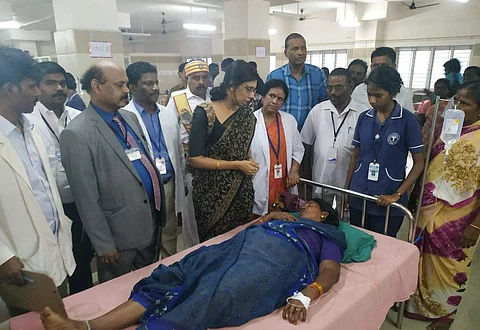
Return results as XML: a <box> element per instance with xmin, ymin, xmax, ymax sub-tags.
<box><xmin>381</xmin><ymin>310</ymin><xmax>431</xmax><ymax>330</ymax></box>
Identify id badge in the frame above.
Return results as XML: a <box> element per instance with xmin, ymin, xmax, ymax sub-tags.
<box><xmin>327</xmin><ymin>147</ymin><xmax>337</xmax><ymax>162</ymax></box>
<box><xmin>125</xmin><ymin>148</ymin><xmax>141</xmax><ymax>162</ymax></box>
<box><xmin>156</xmin><ymin>158</ymin><xmax>167</xmax><ymax>174</ymax></box>
<box><xmin>368</xmin><ymin>162</ymin><xmax>380</xmax><ymax>182</ymax></box>
<box><xmin>274</xmin><ymin>164</ymin><xmax>283</xmax><ymax>179</ymax></box>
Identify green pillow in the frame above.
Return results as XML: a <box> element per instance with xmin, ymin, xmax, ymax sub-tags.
<box><xmin>338</xmin><ymin>221</ymin><xmax>377</xmax><ymax>264</ymax></box>
<box><xmin>288</xmin><ymin>213</ymin><xmax>377</xmax><ymax>263</ymax></box>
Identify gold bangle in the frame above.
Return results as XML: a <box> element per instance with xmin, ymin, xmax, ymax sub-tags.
<box><xmin>258</xmin><ymin>217</ymin><xmax>264</xmax><ymax>224</ymax></box>
<box><xmin>469</xmin><ymin>223</ymin><xmax>480</xmax><ymax>231</ymax></box>
<box><xmin>310</xmin><ymin>282</ymin><xmax>324</xmax><ymax>297</ymax></box>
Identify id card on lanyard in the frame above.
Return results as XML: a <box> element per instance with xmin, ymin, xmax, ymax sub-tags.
<box><xmin>328</xmin><ymin>110</ymin><xmax>351</xmax><ymax>162</ymax></box>
<box><xmin>267</xmin><ymin>114</ymin><xmax>283</xmax><ymax>179</ymax></box>
<box><xmin>368</xmin><ymin>117</ymin><xmax>389</xmax><ymax>182</ymax></box>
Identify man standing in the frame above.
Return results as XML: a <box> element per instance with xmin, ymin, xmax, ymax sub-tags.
<box><xmin>208</xmin><ymin>63</ymin><xmax>219</xmax><ymax>87</ymax></box>
<box><xmin>267</xmin><ymin>33</ymin><xmax>328</xmax><ymax>130</ymax></box>
<box><xmin>166</xmin><ymin>62</ymin><xmax>188</xmax><ymax>104</ymax></box>
<box><xmin>60</xmin><ymin>61</ymin><xmax>166</xmax><ymax>283</ymax></box>
<box><xmin>167</xmin><ymin>60</ymin><xmax>211</xmax><ymax>146</ymax></box>
<box><xmin>348</xmin><ymin>59</ymin><xmax>368</xmax><ymax>89</ymax></box>
<box><xmin>301</xmin><ymin>69</ymin><xmax>362</xmax><ymax>206</ymax></box>
<box><xmin>65</xmin><ymin>72</ymin><xmax>86</xmax><ymax>111</ymax></box>
<box><xmin>213</xmin><ymin>57</ymin><xmax>234</xmax><ymax>87</ymax></box>
<box><xmin>0</xmin><ymin>46</ymin><xmax>75</xmax><ymax>309</ymax></box>
<box><xmin>351</xmin><ymin>47</ymin><xmax>414</xmax><ymax>112</ymax></box>
<box><xmin>124</xmin><ymin>61</ymin><xmax>189</xmax><ymax>258</ymax></box>
<box><xmin>26</xmin><ymin>62</ymin><xmax>93</xmax><ymax>294</ymax></box>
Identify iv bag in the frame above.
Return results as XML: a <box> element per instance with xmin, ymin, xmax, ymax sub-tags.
<box><xmin>440</xmin><ymin>109</ymin><xmax>465</xmax><ymax>156</ymax></box>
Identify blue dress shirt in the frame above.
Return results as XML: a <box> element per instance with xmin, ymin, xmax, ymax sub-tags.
<box><xmin>133</xmin><ymin>100</ymin><xmax>174</xmax><ymax>181</ymax></box>
<box><xmin>91</xmin><ymin>103</ymin><xmax>154</xmax><ymax>201</ymax></box>
<box><xmin>267</xmin><ymin>63</ymin><xmax>328</xmax><ymax>130</ymax></box>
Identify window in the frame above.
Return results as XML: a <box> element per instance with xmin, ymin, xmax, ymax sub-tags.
<box><xmin>305</xmin><ymin>49</ymin><xmax>348</xmax><ymax>72</ymax></box>
<box><xmin>396</xmin><ymin>46</ymin><xmax>472</xmax><ymax>90</ymax></box>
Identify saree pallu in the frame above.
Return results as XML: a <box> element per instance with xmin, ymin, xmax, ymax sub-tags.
<box><xmin>131</xmin><ymin>220</ymin><xmax>346</xmax><ymax>330</ymax></box>
<box><xmin>192</xmin><ymin>105</ymin><xmax>256</xmax><ymax>242</ymax></box>
<box><xmin>407</xmin><ymin>121</ymin><xmax>480</xmax><ymax>321</ymax></box>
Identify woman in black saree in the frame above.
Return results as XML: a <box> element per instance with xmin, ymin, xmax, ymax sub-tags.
<box><xmin>188</xmin><ymin>60</ymin><xmax>260</xmax><ymax>242</ymax></box>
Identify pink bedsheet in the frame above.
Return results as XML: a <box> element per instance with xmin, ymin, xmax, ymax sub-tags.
<box><xmin>10</xmin><ymin>224</ymin><xmax>419</xmax><ymax>330</ymax></box>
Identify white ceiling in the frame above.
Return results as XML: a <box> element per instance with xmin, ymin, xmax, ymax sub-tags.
<box><xmin>6</xmin><ymin>0</ymin><xmax>457</xmax><ymax>34</ymax></box>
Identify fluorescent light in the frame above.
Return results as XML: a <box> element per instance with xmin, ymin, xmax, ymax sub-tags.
<box><xmin>338</xmin><ymin>19</ymin><xmax>360</xmax><ymax>28</ymax></box>
<box><xmin>0</xmin><ymin>20</ymin><xmax>21</xmax><ymax>29</ymax></box>
<box><xmin>455</xmin><ymin>0</ymin><xmax>469</xmax><ymax>3</ymax></box>
<box><xmin>183</xmin><ymin>23</ymin><xmax>216</xmax><ymax>32</ymax></box>
<box><xmin>268</xmin><ymin>28</ymin><xmax>277</xmax><ymax>35</ymax></box>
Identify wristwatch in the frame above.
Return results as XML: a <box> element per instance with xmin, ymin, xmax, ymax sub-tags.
<box><xmin>394</xmin><ymin>191</ymin><xmax>402</xmax><ymax>197</ymax></box>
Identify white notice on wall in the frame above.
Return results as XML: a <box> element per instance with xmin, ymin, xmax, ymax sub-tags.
<box><xmin>255</xmin><ymin>46</ymin><xmax>266</xmax><ymax>58</ymax></box>
<box><xmin>89</xmin><ymin>41</ymin><xmax>112</xmax><ymax>58</ymax></box>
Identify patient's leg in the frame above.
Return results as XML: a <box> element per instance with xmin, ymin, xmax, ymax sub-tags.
<box><xmin>41</xmin><ymin>300</ymin><xmax>146</xmax><ymax>330</ymax></box>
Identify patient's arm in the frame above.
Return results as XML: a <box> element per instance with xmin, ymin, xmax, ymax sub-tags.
<box><xmin>41</xmin><ymin>300</ymin><xmax>146</xmax><ymax>330</ymax></box>
<box><xmin>283</xmin><ymin>260</ymin><xmax>340</xmax><ymax>325</ymax></box>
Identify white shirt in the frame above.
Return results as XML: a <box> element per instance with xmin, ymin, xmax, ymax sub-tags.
<box><xmin>0</xmin><ymin>114</ymin><xmax>59</xmax><ymax>233</ymax></box>
<box><xmin>213</xmin><ymin>71</ymin><xmax>225</xmax><ymax>87</ymax></box>
<box><xmin>351</xmin><ymin>83</ymin><xmax>414</xmax><ymax>112</ymax></box>
<box><xmin>301</xmin><ymin>99</ymin><xmax>362</xmax><ymax>194</ymax></box>
<box><xmin>166</xmin><ymin>86</ymin><xmax>211</xmax><ymax>144</ymax></box>
<box><xmin>27</xmin><ymin>102</ymin><xmax>82</xmax><ymax>203</ymax></box>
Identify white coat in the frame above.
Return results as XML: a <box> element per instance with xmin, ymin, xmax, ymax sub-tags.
<box><xmin>251</xmin><ymin>110</ymin><xmax>305</xmax><ymax>215</ymax></box>
<box><xmin>123</xmin><ymin>101</ymin><xmax>187</xmax><ymax>214</ymax></box>
<box><xmin>0</xmin><ymin>123</ymin><xmax>76</xmax><ymax>286</ymax></box>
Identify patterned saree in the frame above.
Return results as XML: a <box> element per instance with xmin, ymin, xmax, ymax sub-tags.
<box><xmin>406</xmin><ymin>120</ymin><xmax>480</xmax><ymax>322</ymax></box>
<box><xmin>193</xmin><ymin>104</ymin><xmax>256</xmax><ymax>242</ymax></box>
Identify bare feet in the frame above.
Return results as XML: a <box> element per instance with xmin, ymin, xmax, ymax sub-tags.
<box><xmin>426</xmin><ymin>320</ymin><xmax>452</xmax><ymax>330</ymax></box>
<box><xmin>40</xmin><ymin>307</ymin><xmax>88</xmax><ymax>330</ymax></box>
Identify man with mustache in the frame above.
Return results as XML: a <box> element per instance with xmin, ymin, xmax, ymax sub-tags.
<box><xmin>166</xmin><ymin>60</ymin><xmax>211</xmax><ymax>148</ymax></box>
<box><xmin>60</xmin><ymin>61</ymin><xmax>166</xmax><ymax>282</ymax></box>
<box><xmin>124</xmin><ymin>61</ymin><xmax>189</xmax><ymax>258</ymax></box>
<box><xmin>26</xmin><ymin>62</ymin><xmax>93</xmax><ymax>294</ymax></box>
<box><xmin>266</xmin><ymin>33</ymin><xmax>328</xmax><ymax>131</ymax></box>
<box><xmin>0</xmin><ymin>47</ymin><xmax>76</xmax><ymax>314</ymax></box>
<box><xmin>301</xmin><ymin>68</ymin><xmax>362</xmax><ymax>207</ymax></box>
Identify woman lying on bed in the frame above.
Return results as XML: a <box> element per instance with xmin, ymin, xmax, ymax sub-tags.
<box><xmin>42</xmin><ymin>198</ymin><xmax>346</xmax><ymax>330</ymax></box>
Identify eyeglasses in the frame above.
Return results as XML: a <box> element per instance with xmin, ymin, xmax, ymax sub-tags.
<box><xmin>241</xmin><ymin>84</ymin><xmax>256</xmax><ymax>94</ymax></box>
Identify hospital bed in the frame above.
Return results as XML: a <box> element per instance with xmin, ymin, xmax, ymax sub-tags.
<box><xmin>9</xmin><ymin>179</ymin><xmax>419</xmax><ymax>330</ymax></box>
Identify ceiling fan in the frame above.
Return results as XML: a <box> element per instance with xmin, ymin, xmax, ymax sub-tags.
<box><xmin>271</xmin><ymin>4</ymin><xmax>316</xmax><ymax>21</ymax></box>
<box><xmin>160</xmin><ymin>12</ymin><xmax>168</xmax><ymax>35</ymax></box>
<box><xmin>402</xmin><ymin>0</ymin><xmax>440</xmax><ymax>10</ymax></box>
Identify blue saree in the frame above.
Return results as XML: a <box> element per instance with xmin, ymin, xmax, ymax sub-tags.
<box><xmin>131</xmin><ymin>219</ymin><xmax>347</xmax><ymax>330</ymax></box>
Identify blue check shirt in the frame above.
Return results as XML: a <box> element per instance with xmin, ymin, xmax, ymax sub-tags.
<box><xmin>267</xmin><ymin>63</ymin><xmax>327</xmax><ymax>130</ymax></box>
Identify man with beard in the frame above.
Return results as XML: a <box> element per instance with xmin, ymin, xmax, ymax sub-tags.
<box><xmin>0</xmin><ymin>47</ymin><xmax>76</xmax><ymax>313</ymax></box>
<box><xmin>124</xmin><ymin>61</ymin><xmax>189</xmax><ymax>259</ymax></box>
<box><xmin>26</xmin><ymin>62</ymin><xmax>93</xmax><ymax>294</ymax></box>
<box><xmin>348</xmin><ymin>59</ymin><xmax>368</xmax><ymax>89</ymax></box>
<box><xmin>60</xmin><ymin>61</ymin><xmax>166</xmax><ymax>283</ymax></box>
<box><xmin>301</xmin><ymin>68</ymin><xmax>362</xmax><ymax>207</ymax></box>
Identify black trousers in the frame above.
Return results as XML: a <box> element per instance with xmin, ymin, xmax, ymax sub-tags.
<box><xmin>63</xmin><ymin>202</ymin><xmax>95</xmax><ymax>294</ymax></box>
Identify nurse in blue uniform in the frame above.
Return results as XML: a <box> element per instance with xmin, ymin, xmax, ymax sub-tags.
<box><xmin>344</xmin><ymin>66</ymin><xmax>425</xmax><ymax>237</ymax></box>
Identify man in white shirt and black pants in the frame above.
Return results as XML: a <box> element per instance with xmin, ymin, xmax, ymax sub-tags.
<box><xmin>301</xmin><ymin>68</ymin><xmax>362</xmax><ymax>209</ymax></box>
<box><xmin>27</xmin><ymin>62</ymin><xmax>92</xmax><ymax>294</ymax></box>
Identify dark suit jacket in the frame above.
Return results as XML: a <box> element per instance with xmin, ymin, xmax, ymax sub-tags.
<box><xmin>60</xmin><ymin>105</ymin><xmax>166</xmax><ymax>256</ymax></box>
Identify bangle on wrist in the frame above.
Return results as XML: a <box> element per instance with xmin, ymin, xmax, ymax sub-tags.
<box><xmin>308</xmin><ymin>282</ymin><xmax>324</xmax><ymax>298</ymax></box>
<box><xmin>394</xmin><ymin>191</ymin><xmax>402</xmax><ymax>197</ymax></box>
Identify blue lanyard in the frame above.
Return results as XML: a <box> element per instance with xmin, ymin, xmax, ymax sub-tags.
<box><xmin>267</xmin><ymin>113</ymin><xmax>281</xmax><ymax>165</ymax></box>
<box><xmin>372</xmin><ymin>112</ymin><xmax>391</xmax><ymax>163</ymax></box>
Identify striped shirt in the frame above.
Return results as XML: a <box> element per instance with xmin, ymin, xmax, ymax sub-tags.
<box><xmin>267</xmin><ymin>63</ymin><xmax>327</xmax><ymax>130</ymax></box>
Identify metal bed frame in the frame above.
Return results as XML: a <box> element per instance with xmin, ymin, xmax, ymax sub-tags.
<box><xmin>299</xmin><ymin>178</ymin><xmax>415</xmax><ymax>329</ymax></box>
